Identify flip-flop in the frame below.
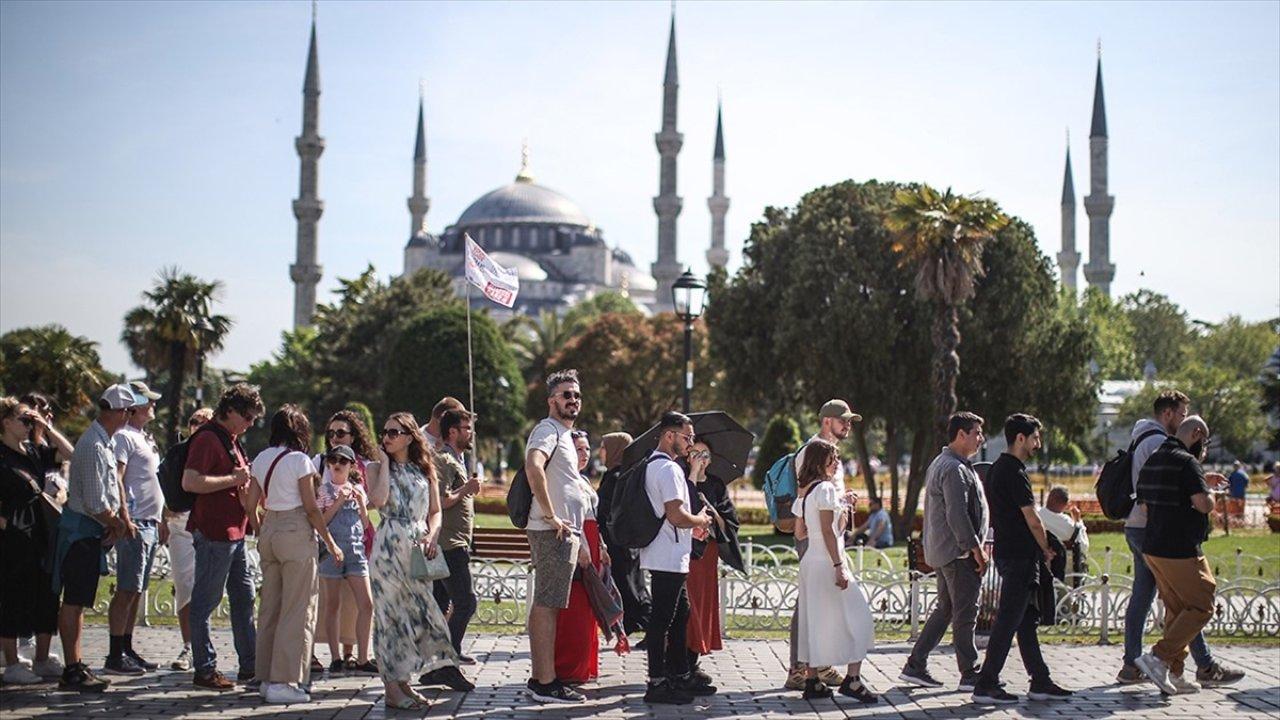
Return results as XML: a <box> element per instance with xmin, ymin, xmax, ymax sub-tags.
<box><xmin>383</xmin><ymin>695</ymin><xmax>423</xmax><ymax>711</ymax></box>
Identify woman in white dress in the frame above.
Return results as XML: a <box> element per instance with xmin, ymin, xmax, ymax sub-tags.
<box><xmin>792</xmin><ymin>439</ymin><xmax>879</xmax><ymax>703</ymax></box>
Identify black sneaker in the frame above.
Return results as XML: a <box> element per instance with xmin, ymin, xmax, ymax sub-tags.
<box><xmin>352</xmin><ymin>659</ymin><xmax>379</xmax><ymax>674</ymax></box>
<box><xmin>898</xmin><ymin>662</ymin><xmax>943</xmax><ymax>688</ymax></box>
<box><xmin>419</xmin><ymin>666</ymin><xmax>474</xmax><ymax>692</ymax></box>
<box><xmin>802</xmin><ymin>678</ymin><xmax>833</xmax><ymax>700</ymax></box>
<box><xmin>102</xmin><ymin>655</ymin><xmax>145</xmax><ymax>676</ymax></box>
<box><xmin>673</xmin><ymin>673</ymin><xmax>717</xmax><ymax>696</ymax></box>
<box><xmin>688</xmin><ymin>667</ymin><xmax>714</xmax><ymax>686</ymax></box>
<box><xmin>958</xmin><ymin>672</ymin><xmax>980</xmax><ymax>691</ymax></box>
<box><xmin>1028</xmin><ymin>680</ymin><xmax>1073</xmax><ymax>701</ymax></box>
<box><xmin>972</xmin><ymin>683</ymin><xmax>1019</xmax><ymax>705</ymax></box>
<box><xmin>838</xmin><ymin>676</ymin><xmax>879</xmax><ymax>704</ymax></box>
<box><xmin>643</xmin><ymin>680</ymin><xmax>693</xmax><ymax>705</ymax></box>
<box><xmin>59</xmin><ymin>662</ymin><xmax>110</xmax><ymax>693</ymax></box>
<box><xmin>329</xmin><ymin>659</ymin><xmax>345</xmax><ymax>675</ymax></box>
<box><xmin>527</xmin><ymin>678</ymin><xmax>585</xmax><ymax>704</ymax></box>
<box><xmin>124</xmin><ymin>649</ymin><xmax>158</xmax><ymax>671</ymax></box>
<box><xmin>457</xmin><ymin>654</ymin><xmax>476</xmax><ymax>666</ymax></box>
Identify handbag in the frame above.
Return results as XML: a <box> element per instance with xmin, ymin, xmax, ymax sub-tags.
<box><xmin>410</xmin><ymin>545</ymin><xmax>451</xmax><ymax>581</ymax></box>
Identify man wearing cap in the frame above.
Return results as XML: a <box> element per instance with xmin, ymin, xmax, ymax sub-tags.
<box><xmin>104</xmin><ymin>381</ymin><xmax>165</xmax><ymax>676</ymax></box>
<box><xmin>53</xmin><ymin>384</ymin><xmax>145</xmax><ymax>692</ymax></box>
<box><xmin>785</xmin><ymin>399</ymin><xmax>862</xmax><ymax>691</ymax></box>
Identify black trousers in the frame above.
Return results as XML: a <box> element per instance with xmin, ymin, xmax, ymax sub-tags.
<box><xmin>611</xmin><ymin>548</ymin><xmax>651</xmax><ymax>634</ymax></box>
<box><xmin>646</xmin><ymin>570</ymin><xmax>690</xmax><ymax>681</ymax></box>
<box><xmin>431</xmin><ymin>547</ymin><xmax>477</xmax><ymax>655</ymax></box>
<box><xmin>978</xmin><ymin>557</ymin><xmax>1051</xmax><ymax>688</ymax></box>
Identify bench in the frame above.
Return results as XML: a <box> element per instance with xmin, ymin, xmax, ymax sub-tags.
<box><xmin>473</xmin><ymin>527</ymin><xmax>531</xmax><ymax>561</ymax></box>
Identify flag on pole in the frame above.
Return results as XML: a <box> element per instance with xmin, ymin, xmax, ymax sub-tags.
<box><xmin>464</xmin><ymin>234</ymin><xmax>520</xmax><ymax>308</ymax></box>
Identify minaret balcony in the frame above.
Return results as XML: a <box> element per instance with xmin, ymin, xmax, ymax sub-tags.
<box><xmin>654</xmin><ymin>131</ymin><xmax>684</xmax><ymax>154</ymax></box>
<box><xmin>652</xmin><ymin>195</ymin><xmax>684</xmax><ymax>215</ymax></box>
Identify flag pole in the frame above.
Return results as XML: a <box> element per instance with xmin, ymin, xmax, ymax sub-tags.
<box><xmin>465</xmin><ymin>258</ymin><xmax>477</xmax><ymax>479</ymax></box>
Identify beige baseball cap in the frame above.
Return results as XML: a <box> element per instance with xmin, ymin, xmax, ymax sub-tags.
<box><xmin>820</xmin><ymin>399</ymin><xmax>863</xmax><ymax>422</ymax></box>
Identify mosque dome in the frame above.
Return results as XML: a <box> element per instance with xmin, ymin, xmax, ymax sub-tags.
<box><xmin>456</xmin><ymin>175</ymin><xmax>592</xmax><ymax>228</ymax></box>
<box><xmin>486</xmin><ymin>251</ymin><xmax>549</xmax><ymax>281</ymax></box>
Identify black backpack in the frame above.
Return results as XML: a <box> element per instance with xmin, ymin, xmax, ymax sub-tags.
<box><xmin>158</xmin><ymin>424</ymin><xmax>236</xmax><ymax>513</ymax></box>
<box><xmin>506</xmin><ymin>422</ymin><xmax>562</xmax><ymax>529</ymax></box>
<box><xmin>607</xmin><ymin>456</ymin><xmax>665</xmax><ymax>550</ymax></box>
<box><xmin>1094</xmin><ymin>428</ymin><xmax>1164</xmax><ymax>520</ymax></box>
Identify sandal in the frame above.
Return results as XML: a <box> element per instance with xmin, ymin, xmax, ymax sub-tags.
<box><xmin>383</xmin><ymin>693</ymin><xmax>423</xmax><ymax>710</ymax></box>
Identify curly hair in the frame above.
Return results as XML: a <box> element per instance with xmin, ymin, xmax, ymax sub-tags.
<box><xmin>322</xmin><ymin>409</ymin><xmax>376</xmax><ymax>459</ymax></box>
<box><xmin>215</xmin><ymin>383</ymin><xmax>265</xmax><ymax>422</ymax></box>
<box><xmin>385</xmin><ymin>411</ymin><xmax>437</xmax><ymax>483</ymax></box>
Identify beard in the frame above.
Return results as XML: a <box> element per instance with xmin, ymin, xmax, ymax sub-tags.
<box><xmin>1188</xmin><ymin>440</ymin><xmax>1206</xmax><ymax>460</ymax></box>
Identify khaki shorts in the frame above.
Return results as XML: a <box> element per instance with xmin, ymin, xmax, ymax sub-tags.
<box><xmin>527</xmin><ymin>529</ymin><xmax>579</xmax><ymax>609</ymax></box>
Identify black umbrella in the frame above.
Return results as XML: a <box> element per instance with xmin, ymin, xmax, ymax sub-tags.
<box><xmin>621</xmin><ymin>411</ymin><xmax>755</xmax><ymax>482</ymax></box>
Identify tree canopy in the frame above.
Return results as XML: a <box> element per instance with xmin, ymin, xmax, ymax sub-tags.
<box><xmin>0</xmin><ymin>324</ymin><xmax>111</xmax><ymax>425</ymax></box>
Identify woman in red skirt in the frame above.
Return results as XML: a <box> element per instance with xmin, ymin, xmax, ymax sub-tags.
<box><xmin>684</xmin><ymin>440</ymin><xmax>744</xmax><ymax>683</ymax></box>
<box><xmin>554</xmin><ymin>430</ymin><xmax>610</xmax><ymax>684</ymax></box>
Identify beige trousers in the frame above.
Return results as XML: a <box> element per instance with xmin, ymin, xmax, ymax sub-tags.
<box><xmin>255</xmin><ymin>508</ymin><xmax>318</xmax><ymax>685</ymax></box>
<box><xmin>1144</xmin><ymin>554</ymin><xmax>1217</xmax><ymax>675</ymax></box>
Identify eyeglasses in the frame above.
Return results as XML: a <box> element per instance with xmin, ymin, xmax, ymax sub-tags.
<box><xmin>326</xmin><ymin>429</ymin><xmax>352</xmax><ymax>439</ymax></box>
<box><xmin>326</xmin><ymin>457</ymin><xmax>354</xmax><ymax>467</ymax></box>
<box><xmin>380</xmin><ymin>428</ymin><xmax>411</xmax><ymax>439</ymax></box>
<box><xmin>557</xmin><ymin>391</ymin><xmax>582</xmax><ymax>401</ymax></box>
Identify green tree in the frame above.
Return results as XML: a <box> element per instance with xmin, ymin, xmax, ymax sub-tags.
<box><xmin>562</xmin><ymin>291</ymin><xmax>641</xmax><ymax>331</ymax></box>
<box><xmin>121</xmin><ymin>268</ymin><xmax>233</xmax><ymax>445</ymax></box>
<box><xmin>505</xmin><ymin>310</ymin><xmax>579</xmax><ymax>387</ymax></box>
<box><xmin>751</xmin><ymin>415</ymin><xmax>803</xmax><ymax>490</ymax></box>
<box><xmin>1121</xmin><ymin>289</ymin><xmax>1192</xmax><ymax>377</ymax></box>
<box><xmin>0</xmin><ymin>324</ymin><xmax>111</xmax><ymax>423</ymax></box>
<box><xmin>885</xmin><ymin>185</ymin><xmax>1010</xmax><ymax>441</ymax></box>
<box><xmin>1080</xmin><ymin>288</ymin><xmax>1139</xmax><ymax>379</ymax></box>
<box><xmin>1191</xmin><ymin>315</ymin><xmax>1278</xmax><ymax>380</ymax></box>
<box><xmin>384</xmin><ymin>306</ymin><xmax>523</xmax><ymax>440</ymax></box>
<box><xmin>1118</xmin><ymin>366</ymin><xmax>1267</xmax><ymax>459</ymax></box>
<box><xmin>248</xmin><ymin>327</ymin><xmax>320</xmax><ymax>414</ymax></box>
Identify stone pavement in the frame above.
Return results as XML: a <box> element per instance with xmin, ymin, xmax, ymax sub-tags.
<box><xmin>1</xmin><ymin>627</ymin><xmax>1277</xmax><ymax>719</ymax></box>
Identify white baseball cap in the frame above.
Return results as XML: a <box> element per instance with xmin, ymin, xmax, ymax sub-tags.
<box><xmin>100</xmin><ymin>384</ymin><xmax>148</xmax><ymax>410</ymax></box>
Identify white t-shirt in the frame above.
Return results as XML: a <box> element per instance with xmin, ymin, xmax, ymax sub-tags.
<box><xmin>251</xmin><ymin>446</ymin><xmax>318</xmax><ymax>511</ymax></box>
<box><xmin>794</xmin><ymin>434</ymin><xmax>845</xmax><ymax>486</ymax></box>
<box><xmin>639</xmin><ymin>451</ymin><xmax>692</xmax><ymax>574</ymax></box>
<box><xmin>524</xmin><ymin>418</ymin><xmax>586</xmax><ymax>534</ymax></box>
<box><xmin>113</xmin><ymin>424</ymin><xmax>163</xmax><ymax>522</ymax></box>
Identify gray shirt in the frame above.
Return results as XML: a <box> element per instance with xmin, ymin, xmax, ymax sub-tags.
<box><xmin>67</xmin><ymin>421</ymin><xmax>120</xmax><ymax>521</ymax></box>
<box><xmin>113</xmin><ymin>424</ymin><xmax>163</xmax><ymax>522</ymax></box>
<box><xmin>1125</xmin><ymin>418</ymin><xmax>1168</xmax><ymax>529</ymax></box>
<box><xmin>524</xmin><ymin>418</ymin><xmax>586</xmax><ymax>535</ymax></box>
<box><xmin>921</xmin><ymin>446</ymin><xmax>989</xmax><ymax>569</ymax></box>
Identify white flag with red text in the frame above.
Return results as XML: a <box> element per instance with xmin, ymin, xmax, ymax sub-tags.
<box><xmin>463</xmin><ymin>234</ymin><xmax>519</xmax><ymax>308</ymax></box>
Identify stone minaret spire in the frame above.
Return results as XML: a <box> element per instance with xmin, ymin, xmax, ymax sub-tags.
<box><xmin>706</xmin><ymin>97</ymin><xmax>729</xmax><ymax>270</ymax></box>
<box><xmin>291</xmin><ymin>8</ymin><xmax>324</xmax><ymax>329</ymax></box>
<box><xmin>1058</xmin><ymin>133</ymin><xmax>1080</xmax><ymax>292</ymax></box>
<box><xmin>651</xmin><ymin>10</ymin><xmax>683</xmax><ymax>310</ymax></box>
<box><xmin>1083</xmin><ymin>45</ymin><xmax>1116</xmax><ymax>296</ymax></box>
<box><xmin>407</xmin><ymin>89</ymin><xmax>430</xmax><ymax>237</ymax></box>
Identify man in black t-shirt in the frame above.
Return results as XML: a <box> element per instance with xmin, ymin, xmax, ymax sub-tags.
<box><xmin>1133</xmin><ymin>416</ymin><xmax>1225</xmax><ymax>696</ymax></box>
<box><xmin>971</xmin><ymin>414</ymin><xmax>1072</xmax><ymax>705</ymax></box>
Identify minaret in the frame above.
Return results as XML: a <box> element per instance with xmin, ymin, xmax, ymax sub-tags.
<box><xmin>651</xmin><ymin>11</ymin><xmax>683</xmax><ymax>310</ymax></box>
<box><xmin>407</xmin><ymin>90</ymin><xmax>430</xmax><ymax>237</ymax></box>
<box><xmin>706</xmin><ymin>98</ymin><xmax>729</xmax><ymax>270</ymax></box>
<box><xmin>1083</xmin><ymin>46</ymin><xmax>1116</xmax><ymax>296</ymax></box>
<box><xmin>1057</xmin><ymin>135</ymin><xmax>1080</xmax><ymax>292</ymax></box>
<box><xmin>290</xmin><ymin>10</ymin><xmax>324</xmax><ymax>329</ymax></box>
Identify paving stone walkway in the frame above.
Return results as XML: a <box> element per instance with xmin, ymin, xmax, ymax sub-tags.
<box><xmin>1</xmin><ymin>627</ymin><xmax>1277</xmax><ymax>719</ymax></box>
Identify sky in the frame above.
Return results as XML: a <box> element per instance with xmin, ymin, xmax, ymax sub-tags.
<box><xmin>1</xmin><ymin>0</ymin><xmax>1277</xmax><ymax>374</ymax></box>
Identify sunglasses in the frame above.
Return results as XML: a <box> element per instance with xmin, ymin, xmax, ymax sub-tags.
<box><xmin>380</xmin><ymin>428</ymin><xmax>411</xmax><ymax>439</ymax></box>
<box><xmin>326</xmin><ymin>457</ymin><xmax>354</xmax><ymax>467</ymax></box>
<box><xmin>326</xmin><ymin>428</ymin><xmax>353</xmax><ymax>439</ymax></box>
<box><xmin>557</xmin><ymin>391</ymin><xmax>582</xmax><ymax>401</ymax></box>
<box><xmin>692</xmin><ymin>451</ymin><xmax>711</xmax><ymax>461</ymax></box>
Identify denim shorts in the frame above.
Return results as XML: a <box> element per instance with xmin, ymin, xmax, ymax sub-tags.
<box><xmin>115</xmin><ymin>520</ymin><xmax>159</xmax><ymax>593</ymax></box>
<box><xmin>318</xmin><ymin>532</ymin><xmax>368</xmax><ymax>579</ymax></box>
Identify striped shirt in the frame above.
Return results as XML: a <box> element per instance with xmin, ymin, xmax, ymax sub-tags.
<box><xmin>66</xmin><ymin>421</ymin><xmax>121</xmax><ymax>520</ymax></box>
<box><xmin>1136</xmin><ymin>436</ymin><xmax>1209</xmax><ymax>559</ymax></box>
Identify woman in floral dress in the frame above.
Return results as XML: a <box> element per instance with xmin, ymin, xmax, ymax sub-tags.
<box><xmin>368</xmin><ymin>412</ymin><xmax>466</xmax><ymax>710</ymax></box>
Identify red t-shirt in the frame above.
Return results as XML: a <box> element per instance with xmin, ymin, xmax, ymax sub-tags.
<box><xmin>184</xmin><ymin>424</ymin><xmax>249</xmax><ymax>542</ymax></box>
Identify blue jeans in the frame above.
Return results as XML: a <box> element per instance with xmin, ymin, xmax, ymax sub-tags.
<box><xmin>1123</xmin><ymin>527</ymin><xmax>1212</xmax><ymax>669</ymax></box>
<box><xmin>190</xmin><ymin>531</ymin><xmax>256</xmax><ymax>676</ymax></box>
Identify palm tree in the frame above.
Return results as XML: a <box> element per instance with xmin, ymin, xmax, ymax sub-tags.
<box><xmin>886</xmin><ymin>185</ymin><xmax>1009</xmax><ymax>441</ymax></box>
<box><xmin>503</xmin><ymin>310</ymin><xmax>579</xmax><ymax>386</ymax></box>
<box><xmin>0</xmin><ymin>324</ymin><xmax>110</xmax><ymax>419</ymax></box>
<box><xmin>122</xmin><ymin>268</ymin><xmax>233</xmax><ymax>444</ymax></box>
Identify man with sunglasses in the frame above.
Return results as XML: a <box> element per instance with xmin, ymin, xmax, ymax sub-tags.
<box><xmin>523</xmin><ymin>370</ymin><xmax>588</xmax><ymax>703</ymax></box>
<box><xmin>182</xmin><ymin>384</ymin><xmax>264</xmax><ymax>691</ymax></box>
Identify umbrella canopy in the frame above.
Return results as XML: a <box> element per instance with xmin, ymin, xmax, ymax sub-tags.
<box><xmin>621</xmin><ymin>411</ymin><xmax>755</xmax><ymax>482</ymax></box>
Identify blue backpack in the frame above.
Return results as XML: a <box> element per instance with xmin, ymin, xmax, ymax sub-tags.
<box><xmin>763</xmin><ymin>442</ymin><xmax>809</xmax><ymax>533</ymax></box>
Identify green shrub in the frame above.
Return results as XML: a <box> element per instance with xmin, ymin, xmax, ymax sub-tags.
<box><xmin>750</xmin><ymin>415</ymin><xmax>802</xmax><ymax>489</ymax></box>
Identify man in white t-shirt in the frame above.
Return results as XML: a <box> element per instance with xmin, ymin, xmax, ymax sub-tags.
<box><xmin>523</xmin><ymin>370</ymin><xmax>588</xmax><ymax>704</ymax></box>
<box><xmin>639</xmin><ymin>412</ymin><xmax>713</xmax><ymax>705</ymax></box>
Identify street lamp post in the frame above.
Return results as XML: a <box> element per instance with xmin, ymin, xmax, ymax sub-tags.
<box><xmin>671</xmin><ymin>269</ymin><xmax>707</xmax><ymax>413</ymax></box>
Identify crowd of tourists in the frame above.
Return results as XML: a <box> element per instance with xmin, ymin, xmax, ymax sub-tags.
<box><xmin>0</xmin><ymin>374</ymin><xmax>1250</xmax><ymax>710</ymax></box>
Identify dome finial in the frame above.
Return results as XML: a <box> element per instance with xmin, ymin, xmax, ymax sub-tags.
<box><xmin>515</xmin><ymin>137</ymin><xmax>534</xmax><ymax>183</ymax></box>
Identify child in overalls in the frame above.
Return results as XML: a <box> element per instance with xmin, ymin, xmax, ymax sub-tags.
<box><xmin>316</xmin><ymin>445</ymin><xmax>376</xmax><ymax>674</ymax></box>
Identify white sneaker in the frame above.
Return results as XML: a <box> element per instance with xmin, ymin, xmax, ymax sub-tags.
<box><xmin>1135</xmin><ymin>652</ymin><xmax>1177</xmax><ymax>695</ymax></box>
<box><xmin>1170</xmin><ymin>673</ymin><xmax>1200</xmax><ymax>694</ymax></box>
<box><xmin>3</xmin><ymin>662</ymin><xmax>44</xmax><ymax>685</ymax></box>
<box><xmin>171</xmin><ymin>647</ymin><xmax>191</xmax><ymax>671</ymax></box>
<box><xmin>32</xmin><ymin>657</ymin><xmax>64</xmax><ymax>678</ymax></box>
<box><xmin>264</xmin><ymin>682</ymin><xmax>310</xmax><ymax>704</ymax></box>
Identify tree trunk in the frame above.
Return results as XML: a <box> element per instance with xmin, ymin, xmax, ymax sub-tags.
<box><xmin>932</xmin><ymin>302</ymin><xmax>961</xmax><ymax>444</ymax></box>
<box><xmin>851</xmin><ymin>423</ymin><xmax>877</xmax><ymax>499</ymax></box>
<box><xmin>897</xmin><ymin>419</ymin><xmax>933</xmax><ymax>540</ymax></box>
<box><xmin>165</xmin><ymin>343</ymin><xmax>187</xmax><ymax>447</ymax></box>
<box><xmin>886</xmin><ymin>419</ymin><xmax>900</xmax><ymax>516</ymax></box>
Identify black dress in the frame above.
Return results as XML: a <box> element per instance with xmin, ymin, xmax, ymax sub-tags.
<box><xmin>596</xmin><ymin>465</ymin><xmax>651</xmax><ymax>634</ymax></box>
<box><xmin>0</xmin><ymin>441</ymin><xmax>61</xmax><ymax>637</ymax></box>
